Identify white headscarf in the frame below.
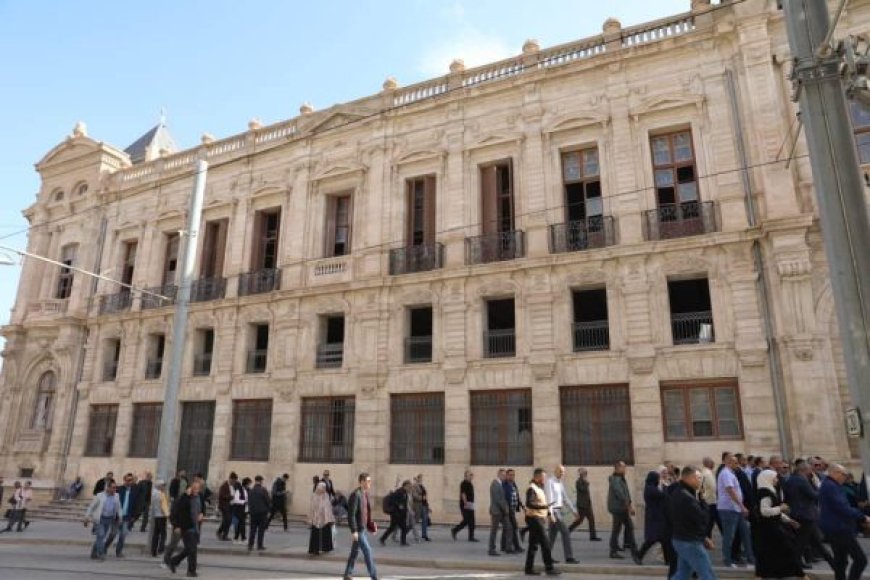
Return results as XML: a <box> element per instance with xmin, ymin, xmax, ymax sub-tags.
<box><xmin>756</xmin><ymin>469</ymin><xmax>778</xmax><ymax>494</ymax></box>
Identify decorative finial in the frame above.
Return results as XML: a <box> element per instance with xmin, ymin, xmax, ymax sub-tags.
<box><xmin>603</xmin><ymin>17</ymin><xmax>622</xmax><ymax>35</ymax></box>
<box><xmin>201</xmin><ymin>133</ymin><xmax>216</xmax><ymax>144</ymax></box>
<box><xmin>522</xmin><ymin>39</ymin><xmax>540</xmax><ymax>54</ymax></box>
<box><xmin>159</xmin><ymin>107</ymin><xmax>167</xmax><ymax>126</ymax></box>
<box><xmin>248</xmin><ymin>118</ymin><xmax>262</xmax><ymax>131</ymax></box>
<box><xmin>300</xmin><ymin>102</ymin><xmax>314</xmax><ymax>115</ymax></box>
<box><xmin>449</xmin><ymin>59</ymin><xmax>465</xmax><ymax>73</ymax></box>
<box><xmin>382</xmin><ymin>77</ymin><xmax>399</xmax><ymax>91</ymax></box>
<box><xmin>72</xmin><ymin>121</ymin><xmax>87</xmax><ymax>138</ymax></box>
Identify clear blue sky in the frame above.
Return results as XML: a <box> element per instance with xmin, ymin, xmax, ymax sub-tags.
<box><xmin>0</xmin><ymin>0</ymin><xmax>689</xmax><ymax>336</ymax></box>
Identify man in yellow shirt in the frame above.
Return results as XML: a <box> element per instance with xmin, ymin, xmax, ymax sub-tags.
<box><xmin>524</xmin><ymin>468</ymin><xmax>561</xmax><ymax>576</ymax></box>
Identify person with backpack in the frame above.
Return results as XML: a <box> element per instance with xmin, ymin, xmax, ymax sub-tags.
<box><xmin>380</xmin><ymin>481</ymin><xmax>411</xmax><ymax>546</ymax></box>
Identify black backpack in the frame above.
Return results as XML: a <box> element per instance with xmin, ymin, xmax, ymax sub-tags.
<box><xmin>382</xmin><ymin>490</ymin><xmax>396</xmax><ymax>514</ymax></box>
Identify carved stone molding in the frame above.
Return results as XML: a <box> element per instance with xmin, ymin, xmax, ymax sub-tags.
<box><xmin>627</xmin><ymin>348</ymin><xmax>657</xmax><ymax>374</ymax></box>
<box><xmin>782</xmin><ymin>335</ymin><xmax>823</xmax><ymax>362</ymax></box>
<box><xmin>736</xmin><ymin>344</ymin><xmax>769</xmax><ymax>367</ymax></box>
<box><xmin>776</xmin><ymin>258</ymin><xmax>812</xmax><ymax>279</ymax></box>
<box><xmin>443</xmin><ymin>363</ymin><xmax>467</xmax><ymax>384</ymax></box>
<box><xmin>529</xmin><ymin>354</ymin><xmax>556</xmax><ymax>381</ymax></box>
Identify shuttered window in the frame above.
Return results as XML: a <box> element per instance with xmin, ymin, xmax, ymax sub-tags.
<box><xmin>560</xmin><ymin>384</ymin><xmax>633</xmax><ymax>465</ymax></box>
<box><xmin>201</xmin><ymin>219</ymin><xmax>229</xmax><ymax>278</ymax></box>
<box><xmin>390</xmin><ymin>393</ymin><xmax>444</xmax><ymax>464</ymax></box>
<box><xmin>470</xmin><ymin>389</ymin><xmax>532</xmax><ymax>465</ymax></box>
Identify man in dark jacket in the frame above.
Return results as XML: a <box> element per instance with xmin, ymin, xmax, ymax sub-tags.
<box><xmin>380</xmin><ymin>480</ymin><xmax>411</xmax><ymax>546</ymax></box>
<box><xmin>569</xmin><ymin>468</ymin><xmax>600</xmax><ymax>540</ymax></box>
<box><xmin>136</xmin><ymin>472</ymin><xmax>153</xmax><ymax>532</ymax></box>
<box><xmin>247</xmin><ymin>475</ymin><xmax>271</xmax><ymax>551</ymax></box>
<box><xmin>783</xmin><ymin>461</ymin><xmax>833</xmax><ymax>568</ymax></box>
<box><xmin>268</xmin><ymin>473</ymin><xmax>290</xmax><ymax>531</ymax></box>
<box><xmin>668</xmin><ymin>465</ymin><xmax>715</xmax><ymax>580</ymax></box>
<box><xmin>169</xmin><ymin>470</ymin><xmax>187</xmax><ymax>502</ymax></box>
<box><xmin>93</xmin><ymin>471</ymin><xmax>114</xmax><ymax>496</ymax></box>
<box><xmin>216</xmin><ymin>472</ymin><xmax>237</xmax><ymax>541</ymax></box>
<box><xmin>168</xmin><ymin>479</ymin><xmax>201</xmax><ymax>577</ymax></box>
<box><xmin>502</xmin><ymin>468</ymin><xmax>524</xmax><ymax>553</ymax></box>
<box><xmin>819</xmin><ymin>464</ymin><xmax>870</xmax><ymax>580</ymax></box>
<box><xmin>607</xmin><ymin>460</ymin><xmax>637</xmax><ymax>559</ymax></box>
<box><xmin>344</xmin><ymin>472</ymin><xmax>378</xmax><ymax>580</ymax></box>
<box><xmin>451</xmin><ymin>470</ymin><xmax>477</xmax><ymax>542</ymax></box>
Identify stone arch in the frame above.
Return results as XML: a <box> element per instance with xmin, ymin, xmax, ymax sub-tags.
<box><xmin>19</xmin><ymin>355</ymin><xmax>59</xmax><ymax>433</ymax></box>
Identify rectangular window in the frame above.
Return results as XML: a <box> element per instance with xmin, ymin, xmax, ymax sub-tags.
<box><xmin>406</xmin><ymin>306</ymin><xmax>433</xmax><ymax>363</ymax></box>
<box><xmin>850</xmin><ymin>101</ymin><xmax>870</xmax><ymax>164</ymax></box>
<box><xmin>562</xmin><ymin>148</ymin><xmax>602</xmax><ymax>223</ymax></box>
<box><xmin>390</xmin><ymin>393</ymin><xmax>444</xmax><ymax>464</ymax></box>
<box><xmin>84</xmin><ymin>404</ymin><xmax>118</xmax><ymax>457</ymax></box>
<box><xmin>406</xmin><ymin>176</ymin><xmax>436</xmax><ymax>246</ymax></box>
<box><xmin>325</xmin><ymin>194</ymin><xmax>353</xmax><ymax>257</ymax></box>
<box><xmin>650</xmin><ymin>131</ymin><xmax>698</xmax><ymax>207</ymax></box>
<box><xmin>55</xmin><ymin>244</ymin><xmax>77</xmax><ymax>299</ymax></box>
<box><xmin>560</xmin><ymin>384</ymin><xmax>632</xmax><ymax>465</ymax></box>
<box><xmin>230</xmin><ymin>399</ymin><xmax>273</xmax><ymax>461</ymax></box>
<box><xmin>120</xmin><ymin>240</ymin><xmax>137</xmax><ymax>287</ymax></box>
<box><xmin>246</xmin><ymin>324</ymin><xmax>269</xmax><ymax>373</ymax></box>
<box><xmin>470</xmin><ymin>389</ymin><xmax>532</xmax><ymax>465</ymax></box>
<box><xmin>194</xmin><ymin>328</ymin><xmax>214</xmax><ymax>376</ymax></box>
<box><xmin>481</xmin><ymin>161</ymin><xmax>514</xmax><ymax>235</ymax></box>
<box><xmin>317</xmin><ymin>314</ymin><xmax>345</xmax><ymax>368</ymax></box>
<box><xmin>200</xmin><ymin>219</ymin><xmax>228</xmax><ymax>278</ymax></box>
<box><xmin>485</xmin><ymin>298</ymin><xmax>516</xmax><ymax>358</ymax></box>
<box><xmin>668</xmin><ymin>278</ymin><xmax>714</xmax><ymax>345</ymax></box>
<box><xmin>572</xmin><ymin>288</ymin><xmax>609</xmax><ymax>351</ymax></box>
<box><xmin>162</xmin><ymin>233</ymin><xmax>180</xmax><ymax>286</ymax></box>
<box><xmin>252</xmin><ymin>210</ymin><xmax>281</xmax><ymax>270</ymax></box>
<box><xmin>103</xmin><ymin>339</ymin><xmax>121</xmax><ymax>382</ymax></box>
<box><xmin>145</xmin><ymin>334</ymin><xmax>165</xmax><ymax>379</ymax></box>
<box><xmin>299</xmin><ymin>396</ymin><xmax>355</xmax><ymax>463</ymax></box>
<box><xmin>129</xmin><ymin>403</ymin><xmax>162</xmax><ymax>458</ymax></box>
<box><xmin>661</xmin><ymin>380</ymin><xmax>743</xmax><ymax>440</ymax></box>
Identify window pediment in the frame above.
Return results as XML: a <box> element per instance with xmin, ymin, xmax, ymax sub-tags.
<box><xmin>544</xmin><ymin>112</ymin><xmax>611</xmax><ymax>134</ymax></box>
<box><xmin>630</xmin><ymin>92</ymin><xmax>705</xmax><ymax>120</ymax></box>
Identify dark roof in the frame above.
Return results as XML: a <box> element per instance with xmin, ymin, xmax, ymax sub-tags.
<box><xmin>124</xmin><ymin>123</ymin><xmax>177</xmax><ymax>164</ymax></box>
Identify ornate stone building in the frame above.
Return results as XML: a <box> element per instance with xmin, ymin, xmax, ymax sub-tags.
<box><xmin>0</xmin><ymin>0</ymin><xmax>865</xmax><ymax>517</ymax></box>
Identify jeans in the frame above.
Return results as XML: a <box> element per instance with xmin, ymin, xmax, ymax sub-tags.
<box><xmin>719</xmin><ymin>509</ymin><xmax>753</xmax><ymax>566</ymax></box>
<box><xmin>114</xmin><ymin>517</ymin><xmax>130</xmax><ymax>555</ymax></box>
<box><xmin>170</xmin><ymin>529</ymin><xmax>198</xmax><ymax>575</ymax></box>
<box><xmin>671</xmin><ymin>539</ymin><xmax>716</xmax><ymax>580</ymax></box>
<box><xmin>419</xmin><ymin>505</ymin><xmax>430</xmax><ymax>539</ymax></box>
<box><xmin>249</xmin><ymin>513</ymin><xmax>268</xmax><ymax>549</ymax></box>
<box><xmin>547</xmin><ymin>514</ymin><xmax>573</xmax><ymax>560</ymax></box>
<box><xmin>609</xmin><ymin>511</ymin><xmax>636</xmax><ymax>553</ymax></box>
<box><xmin>92</xmin><ymin>516</ymin><xmax>115</xmax><ymax>559</ymax></box>
<box><xmin>150</xmin><ymin>516</ymin><xmax>167</xmax><ymax>556</ymax></box>
<box><xmin>344</xmin><ymin>530</ymin><xmax>378</xmax><ymax>579</ymax></box>
<box><xmin>232</xmin><ymin>506</ymin><xmax>247</xmax><ymax>540</ymax></box>
<box><xmin>829</xmin><ymin>532</ymin><xmax>868</xmax><ymax>580</ymax></box>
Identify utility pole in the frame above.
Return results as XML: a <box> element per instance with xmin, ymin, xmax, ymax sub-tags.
<box><xmin>155</xmin><ymin>159</ymin><xmax>207</xmax><ymax>483</ymax></box>
<box><xmin>784</xmin><ymin>0</ymin><xmax>870</xmax><ymax>477</ymax></box>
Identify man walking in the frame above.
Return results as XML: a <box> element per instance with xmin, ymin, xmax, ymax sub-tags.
<box><xmin>109</xmin><ymin>473</ymin><xmax>138</xmax><ymax>557</ymax></box>
<box><xmin>169</xmin><ymin>470</ymin><xmax>188</xmax><ymax>502</ymax></box>
<box><xmin>488</xmin><ymin>469</ymin><xmax>512</xmax><ymax>556</ymax></box>
<box><xmin>149</xmin><ymin>479</ymin><xmax>169</xmax><ymax>557</ymax></box>
<box><xmin>380</xmin><ymin>480</ymin><xmax>411</xmax><ymax>546</ymax></box>
<box><xmin>93</xmin><ymin>471</ymin><xmax>114</xmax><ymax>496</ymax></box>
<box><xmin>783</xmin><ymin>460</ymin><xmax>833</xmax><ymax>569</ymax></box>
<box><xmin>217</xmin><ymin>472</ymin><xmax>237</xmax><ymax>541</ymax></box>
<box><xmin>168</xmin><ymin>479</ymin><xmax>202</xmax><ymax>578</ymax></box>
<box><xmin>269</xmin><ymin>473</ymin><xmax>290</xmax><ymax>531</ymax></box>
<box><xmin>451</xmin><ymin>470</ymin><xmax>477</xmax><ymax>542</ymax></box>
<box><xmin>547</xmin><ymin>465</ymin><xmax>578</xmax><ymax>564</ymax></box>
<box><xmin>699</xmin><ymin>457</ymin><xmax>719</xmax><ymax>538</ymax></box>
<box><xmin>502</xmin><ymin>469</ymin><xmax>524</xmax><ymax>553</ymax></box>
<box><xmin>819</xmin><ymin>463</ymin><xmax>869</xmax><ymax>580</ymax></box>
<box><xmin>344</xmin><ymin>472</ymin><xmax>378</xmax><ymax>580</ymax></box>
<box><xmin>84</xmin><ymin>479</ymin><xmax>121</xmax><ymax>561</ymax></box>
<box><xmin>717</xmin><ymin>452</ymin><xmax>754</xmax><ymax>568</ymax></box>
<box><xmin>568</xmin><ymin>468</ymin><xmax>600</xmax><ymax>540</ymax></box>
<box><xmin>607</xmin><ymin>460</ymin><xmax>637</xmax><ymax>559</ymax></box>
<box><xmin>136</xmin><ymin>471</ymin><xmax>153</xmax><ymax>532</ymax></box>
<box><xmin>411</xmin><ymin>474</ymin><xmax>431</xmax><ymax>541</ymax></box>
<box><xmin>247</xmin><ymin>475</ymin><xmax>271</xmax><ymax>551</ymax></box>
<box><xmin>668</xmin><ymin>465</ymin><xmax>715</xmax><ymax>580</ymax></box>
<box><xmin>524</xmin><ymin>468</ymin><xmax>560</xmax><ymax>576</ymax></box>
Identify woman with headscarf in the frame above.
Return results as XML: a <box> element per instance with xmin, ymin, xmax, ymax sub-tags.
<box><xmin>633</xmin><ymin>470</ymin><xmax>668</xmax><ymax>565</ymax></box>
<box><xmin>752</xmin><ymin>469</ymin><xmax>805</xmax><ymax>578</ymax></box>
<box><xmin>308</xmin><ymin>482</ymin><xmax>335</xmax><ymax>555</ymax></box>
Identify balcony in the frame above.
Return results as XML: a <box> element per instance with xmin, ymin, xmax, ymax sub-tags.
<box><xmin>465</xmin><ymin>230</ymin><xmax>525</xmax><ymax>265</ymax></box>
<box><xmin>190</xmin><ymin>277</ymin><xmax>226</xmax><ymax>303</ymax></box>
<box><xmin>549</xmin><ymin>217</ymin><xmax>615</xmax><ymax>253</ymax></box>
<box><xmin>193</xmin><ymin>354</ymin><xmax>212</xmax><ymax>376</ymax></box>
<box><xmin>644</xmin><ymin>201</ymin><xmax>717</xmax><ymax>241</ymax></box>
<box><xmin>99</xmin><ymin>291</ymin><xmax>132</xmax><ymax>315</ymax></box>
<box><xmin>102</xmin><ymin>360</ymin><xmax>118</xmax><ymax>382</ymax></box>
<box><xmin>140</xmin><ymin>284</ymin><xmax>177</xmax><ymax>310</ymax></box>
<box><xmin>316</xmin><ymin>343</ymin><xmax>344</xmax><ymax>369</ymax></box>
<box><xmin>389</xmin><ymin>243</ymin><xmax>444</xmax><ymax>275</ymax></box>
<box><xmin>238</xmin><ymin>268</ymin><xmax>281</xmax><ymax>296</ymax></box>
<box><xmin>405</xmin><ymin>336</ymin><xmax>433</xmax><ymax>364</ymax></box>
<box><xmin>144</xmin><ymin>359</ymin><xmax>163</xmax><ymax>380</ymax></box>
<box><xmin>671</xmin><ymin>311</ymin><xmax>714</xmax><ymax>345</ymax></box>
<box><xmin>245</xmin><ymin>349</ymin><xmax>268</xmax><ymax>374</ymax></box>
<box><xmin>572</xmin><ymin>320</ymin><xmax>610</xmax><ymax>352</ymax></box>
<box><xmin>308</xmin><ymin>256</ymin><xmax>353</xmax><ymax>286</ymax></box>
<box><xmin>484</xmin><ymin>329</ymin><xmax>516</xmax><ymax>358</ymax></box>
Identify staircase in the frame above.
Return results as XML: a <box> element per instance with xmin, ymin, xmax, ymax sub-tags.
<box><xmin>26</xmin><ymin>497</ymin><xmax>91</xmax><ymax>522</ymax></box>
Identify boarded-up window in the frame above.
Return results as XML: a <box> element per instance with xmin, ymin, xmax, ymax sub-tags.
<box><xmin>251</xmin><ymin>210</ymin><xmax>280</xmax><ymax>270</ymax></box>
<box><xmin>162</xmin><ymin>233</ymin><xmax>180</xmax><ymax>285</ymax></box>
<box><xmin>662</xmin><ymin>380</ymin><xmax>743</xmax><ymax>441</ymax></box>
<box><xmin>55</xmin><ymin>244</ymin><xmax>77</xmax><ymax>299</ymax></box>
<box><xmin>325</xmin><ymin>194</ymin><xmax>353</xmax><ymax>257</ymax></box>
<box><xmin>470</xmin><ymin>389</ymin><xmax>532</xmax><ymax>465</ymax></box>
<box><xmin>201</xmin><ymin>219</ymin><xmax>228</xmax><ymax>278</ymax></box>
<box><xmin>480</xmin><ymin>161</ymin><xmax>514</xmax><ymax>235</ymax></box>
<box><xmin>299</xmin><ymin>396</ymin><xmax>355</xmax><ymax>463</ymax></box>
<box><xmin>561</xmin><ymin>384</ymin><xmax>633</xmax><ymax>465</ymax></box>
<box><xmin>85</xmin><ymin>404</ymin><xmax>118</xmax><ymax>457</ymax></box>
<box><xmin>129</xmin><ymin>403</ymin><xmax>162</xmax><ymax>458</ymax></box>
<box><xmin>230</xmin><ymin>399</ymin><xmax>273</xmax><ymax>461</ymax></box>
<box><xmin>406</xmin><ymin>176</ymin><xmax>436</xmax><ymax>246</ymax></box>
<box><xmin>390</xmin><ymin>393</ymin><xmax>444</xmax><ymax>464</ymax></box>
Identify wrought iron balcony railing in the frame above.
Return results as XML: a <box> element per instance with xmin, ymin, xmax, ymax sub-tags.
<box><xmin>193</xmin><ymin>353</ymin><xmax>212</xmax><ymax>376</ymax></box>
<box><xmin>572</xmin><ymin>320</ymin><xmax>610</xmax><ymax>352</ymax></box>
<box><xmin>465</xmin><ymin>230</ymin><xmax>525</xmax><ymax>265</ymax></box>
<box><xmin>99</xmin><ymin>291</ymin><xmax>132</xmax><ymax>315</ymax></box>
<box><xmin>238</xmin><ymin>268</ymin><xmax>281</xmax><ymax>296</ymax></box>
<box><xmin>190</xmin><ymin>277</ymin><xmax>226</xmax><ymax>303</ymax></box>
<box><xmin>246</xmin><ymin>349</ymin><xmax>268</xmax><ymax>373</ymax></box>
<box><xmin>405</xmin><ymin>336</ymin><xmax>433</xmax><ymax>363</ymax></box>
<box><xmin>389</xmin><ymin>243</ymin><xmax>444</xmax><ymax>275</ymax></box>
<box><xmin>644</xmin><ymin>201</ymin><xmax>717</xmax><ymax>241</ymax></box>
<box><xmin>671</xmin><ymin>310</ymin><xmax>715</xmax><ymax>345</ymax></box>
<box><xmin>140</xmin><ymin>284</ymin><xmax>177</xmax><ymax>310</ymax></box>
<box><xmin>549</xmin><ymin>217</ymin><xmax>615</xmax><ymax>253</ymax></box>
<box><xmin>145</xmin><ymin>359</ymin><xmax>163</xmax><ymax>380</ymax></box>
<box><xmin>316</xmin><ymin>343</ymin><xmax>344</xmax><ymax>369</ymax></box>
<box><xmin>484</xmin><ymin>329</ymin><xmax>516</xmax><ymax>358</ymax></box>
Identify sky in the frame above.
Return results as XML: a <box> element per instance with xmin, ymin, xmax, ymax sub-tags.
<box><xmin>0</xmin><ymin>0</ymin><xmax>690</xmax><ymax>342</ymax></box>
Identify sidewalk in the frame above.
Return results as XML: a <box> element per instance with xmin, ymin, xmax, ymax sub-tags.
<box><xmin>0</xmin><ymin>517</ymin><xmax>846</xmax><ymax>579</ymax></box>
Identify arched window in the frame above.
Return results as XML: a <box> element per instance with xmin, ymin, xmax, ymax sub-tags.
<box><xmin>51</xmin><ymin>188</ymin><xmax>65</xmax><ymax>202</ymax></box>
<box><xmin>31</xmin><ymin>371</ymin><xmax>56</xmax><ymax>430</ymax></box>
<box><xmin>75</xmin><ymin>182</ymin><xmax>89</xmax><ymax>196</ymax></box>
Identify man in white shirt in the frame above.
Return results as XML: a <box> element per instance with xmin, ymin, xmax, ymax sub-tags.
<box><xmin>546</xmin><ymin>465</ymin><xmax>579</xmax><ymax>564</ymax></box>
<box><xmin>716</xmin><ymin>453</ymin><xmax>754</xmax><ymax>568</ymax></box>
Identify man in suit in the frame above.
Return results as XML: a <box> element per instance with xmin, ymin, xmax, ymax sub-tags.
<box><xmin>136</xmin><ymin>471</ymin><xmax>153</xmax><ymax>532</ymax></box>
<box><xmin>488</xmin><ymin>468</ymin><xmax>512</xmax><ymax>556</ymax></box>
<box><xmin>784</xmin><ymin>460</ymin><xmax>834</xmax><ymax>569</ymax></box>
<box><xmin>92</xmin><ymin>472</ymin><xmax>114</xmax><ymax>496</ymax></box>
<box><xmin>247</xmin><ymin>475</ymin><xmax>272</xmax><ymax>551</ymax></box>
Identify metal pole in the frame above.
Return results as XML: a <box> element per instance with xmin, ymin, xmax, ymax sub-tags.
<box><xmin>156</xmin><ymin>159</ymin><xmax>207</xmax><ymax>483</ymax></box>
<box><xmin>785</xmin><ymin>0</ymin><xmax>870</xmax><ymax>475</ymax></box>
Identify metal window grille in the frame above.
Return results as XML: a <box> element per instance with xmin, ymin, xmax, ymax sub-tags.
<box><xmin>390</xmin><ymin>393</ymin><xmax>445</xmax><ymax>464</ymax></box>
<box><xmin>560</xmin><ymin>384</ymin><xmax>633</xmax><ymax>465</ymax></box>
<box><xmin>84</xmin><ymin>404</ymin><xmax>118</xmax><ymax>457</ymax></box>
<box><xmin>129</xmin><ymin>403</ymin><xmax>162</xmax><ymax>458</ymax></box>
<box><xmin>470</xmin><ymin>389</ymin><xmax>533</xmax><ymax>465</ymax></box>
<box><xmin>299</xmin><ymin>397</ymin><xmax>355</xmax><ymax>463</ymax></box>
<box><xmin>230</xmin><ymin>399</ymin><xmax>273</xmax><ymax>461</ymax></box>
<box><xmin>661</xmin><ymin>381</ymin><xmax>743</xmax><ymax>441</ymax></box>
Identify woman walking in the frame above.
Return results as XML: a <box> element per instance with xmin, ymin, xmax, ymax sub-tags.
<box><xmin>633</xmin><ymin>470</ymin><xmax>668</xmax><ymax>565</ymax></box>
<box><xmin>308</xmin><ymin>482</ymin><xmax>335</xmax><ymax>555</ymax></box>
<box><xmin>752</xmin><ymin>469</ymin><xmax>805</xmax><ymax>579</ymax></box>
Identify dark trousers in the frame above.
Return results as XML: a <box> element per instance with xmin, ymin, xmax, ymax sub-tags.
<box><xmin>569</xmin><ymin>506</ymin><xmax>597</xmax><ymax>537</ymax></box>
<box><xmin>170</xmin><ymin>529</ymin><xmax>198</xmax><ymax>574</ymax></box>
<box><xmin>163</xmin><ymin>528</ymin><xmax>182</xmax><ymax>565</ymax></box>
<box><xmin>217</xmin><ymin>506</ymin><xmax>232</xmax><ymax>538</ymax></box>
<box><xmin>150</xmin><ymin>516</ymin><xmax>167</xmax><ymax>556</ymax></box>
<box><xmin>138</xmin><ymin>505</ymin><xmax>150</xmax><ymax>531</ymax></box>
<box><xmin>269</xmin><ymin>499</ymin><xmax>288</xmax><ymax>530</ymax></box>
<box><xmin>232</xmin><ymin>506</ymin><xmax>247</xmax><ymax>540</ymax></box>
<box><xmin>502</xmin><ymin>511</ymin><xmax>521</xmax><ymax>551</ymax></box>
<box><xmin>381</xmin><ymin>511</ymin><xmax>408</xmax><ymax>545</ymax></box>
<box><xmin>609</xmin><ymin>511</ymin><xmax>636</xmax><ymax>553</ymax></box>
<box><xmin>794</xmin><ymin>518</ymin><xmax>833</xmax><ymax>565</ymax></box>
<box><xmin>452</xmin><ymin>508</ymin><xmax>476</xmax><ymax>540</ymax></box>
<box><xmin>705</xmin><ymin>504</ymin><xmax>720</xmax><ymax>538</ymax></box>
<box><xmin>829</xmin><ymin>533</ymin><xmax>867</xmax><ymax>580</ymax></box>
<box><xmin>249</xmin><ymin>513</ymin><xmax>268</xmax><ymax>549</ymax></box>
<box><xmin>525</xmin><ymin>516</ymin><xmax>555</xmax><ymax>572</ymax></box>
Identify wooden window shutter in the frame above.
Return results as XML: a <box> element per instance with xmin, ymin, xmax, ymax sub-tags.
<box><xmin>405</xmin><ymin>180</ymin><xmax>414</xmax><ymax>247</ymax></box>
<box><xmin>481</xmin><ymin>165</ymin><xmax>498</xmax><ymax>235</ymax></box>
<box><xmin>324</xmin><ymin>196</ymin><xmax>337</xmax><ymax>257</ymax></box>
<box><xmin>424</xmin><ymin>175</ymin><xmax>436</xmax><ymax>245</ymax></box>
<box><xmin>213</xmin><ymin>219</ymin><xmax>228</xmax><ymax>277</ymax></box>
<box><xmin>345</xmin><ymin>195</ymin><xmax>354</xmax><ymax>254</ymax></box>
<box><xmin>251</xmin><ymin>212</ymin><xmax>263</xmax><ymax>270</ymax></box>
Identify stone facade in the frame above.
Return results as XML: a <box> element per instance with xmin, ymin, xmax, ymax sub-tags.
<box><xmin>0</xmin><ymin>0</ymin><xmax>865</xmax><ymax>520</ymax></box>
